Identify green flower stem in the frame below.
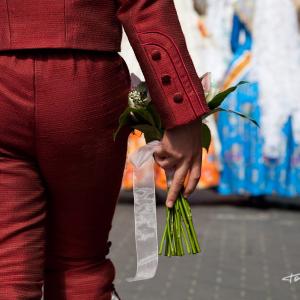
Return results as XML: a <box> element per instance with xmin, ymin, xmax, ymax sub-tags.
<box><xmin>167</xmin><ymin>211</ymin><xmax>174</xmax><ymax>256</ymax></box>
<box><xmin>159</xmin><ymin>191</ymin><xmax>201</xmax><ymax>256</ymax></box>
<box><xmin>178</xmin><ymin>198</ymin><xmax>197</xmax><ymax>253</ymax></box>
<box><xmin>179</xmin><ymin>196</ymin><xmax>197</xmax><ymax>254</ymax></box>
<box><xmin>181</xmin><ymin>222</ymin><xmax>191</xmax><ymax>254</ymax></box>
<box><xmin>164</xmin><ymin>210</ymin><xmax>168</xmax><ymax>256</ymax></box>
<box><xmin>159</xmin><ymin>224</ymin><xmax>168</xmax><ymax>255</ymax></box>
<box><xmin>174</xmin><ymin>205</ymin><xmax>180</xmax><ymax>255</ymax></box>
<box><xmin>169</xmin><ymin>208</ymin><xmax>175</xmax><ymax>255</ymax></box>
<box><xmin>165</xmin><ymin>235</ymin><xmax>170</xmax><ymax>257</ymax></box>
<box><xmin>181</xmin><ymin>194</ymin><xmax>201</xmax><ymax>253</ymax></box>
<box><xmin>166</xmin><ymin>229</ymin><xmax>172</xmax><ymax>257</ymax></box>
<box><xmin>172</xmin><ymin>209</ymin><xmax>177</xmax><ymax>254</ymax></box>
<box><xmin>175</xmin><ymin>201</ymin><xmax>184</xmax><ymax>256</ymax></box>
<box><xmin>165</xmin><ymin>209</ymin><xmax>172</xmax><ymax>257</ymax></box>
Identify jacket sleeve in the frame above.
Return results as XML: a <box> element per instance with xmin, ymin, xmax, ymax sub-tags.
<box><xmin>117</xmin><ymin>0</ymin><xmax>210</xmax><ymax>129</ymax></box>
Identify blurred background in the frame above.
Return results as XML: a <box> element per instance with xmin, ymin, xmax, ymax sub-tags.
<box><xmin>109</xmin><ymin>0</ymin><xmax>300</xmax><ymax>299</ymax></box>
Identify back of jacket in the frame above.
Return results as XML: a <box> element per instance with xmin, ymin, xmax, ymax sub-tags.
<box><xmin>0</xmin><ymin>0</ymin><xmax>209</xmax><ymax>129</ymax></box>
<box><xmin>0</xmin><ymin>0</ymin><xmax>122</xmax><ymax>51</ymax></box>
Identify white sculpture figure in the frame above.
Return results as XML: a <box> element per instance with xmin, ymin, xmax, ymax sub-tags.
<box><xmin>204</xmin><ymin>0</ymin><xmax>235</xmax><ymax>84</ymax></box>
<box><xmin>251</xmin><ymin>0</ymin><xmax>300</xmax><ymax>158</ymax></box>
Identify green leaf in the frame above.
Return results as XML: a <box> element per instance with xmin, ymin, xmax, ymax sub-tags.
<box><xmin>113</xmin><ymin>107</ymin><xmax>133</xmax><ymax>141</ymax></box>
<box><xmin>222</xmin><ymin>108</ymin><xmax>260</xmax><ymax>127</ymax></box>
<box><xmin>113</xmin><ymin>105</ymin><xmax>160</xmax><ymax>141</ymax></box>
<box><xmin>201</xmin><ymin>123</ymin><xmax>211</xmax><ymax>152</ymax></box>
<box><xmin>208</xmin><ymin>81</ymin><xmax>248</xmax><ymax>110</ymax></box>
<box><xmin>131</xmin><ymin>108</ymin><xmax>157</xmax><ymax>127</ymax></box>
<box><xmin>201</xmin><ymin>108</ymin><xmax>223</xmax><ymax>120</ymax></box>
<box><xmin>132</xmin><ymin>124</ymin><xmax>162</xmax><ymax>143</ymax></box>
<box><xmin>147</xmin><ymin>103</ymin><xmax>162</xmax><ymax>130</ymax></box>
<box><xmin>201</xmin><ymin>107</ymin><xmax>259</xmax><ymax>127</ymax></box>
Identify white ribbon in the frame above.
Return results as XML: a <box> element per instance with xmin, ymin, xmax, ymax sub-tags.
<box><xmin>126</xmin><ymin>140</ymin><xmax>162</xmax><ymax>282</ymax></box>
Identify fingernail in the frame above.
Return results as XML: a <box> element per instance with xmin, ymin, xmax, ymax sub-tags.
<box><xmin>167</xmin><ymin>201</ymin><xmax>173</xmax><ymax>208</ymax></box>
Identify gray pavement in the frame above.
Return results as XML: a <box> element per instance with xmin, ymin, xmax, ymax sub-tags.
<box><xmin>109</xmin><ymin>203</ymin><xmax>300</xmax><ymax>300</ymax></box>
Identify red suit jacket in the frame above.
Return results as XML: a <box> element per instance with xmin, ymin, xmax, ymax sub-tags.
<box><xmin>0</xmin><ymin>0</ymin><xmax>209</xmax><ymax>129</ymax></box>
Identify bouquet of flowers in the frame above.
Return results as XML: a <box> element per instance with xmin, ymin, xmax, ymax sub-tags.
<box><xmin>114</xmin><ymin>73</ymin><xmax>258</xmax><ymax>257</ymax></box>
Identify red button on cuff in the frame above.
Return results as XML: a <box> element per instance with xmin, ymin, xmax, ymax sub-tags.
<box><xmin>173</xmin><ymin>93</ymin><xmax>183</xmax><ymax>103</ymax></box>
<box><xmin>151</xmin><ymin>50</ymin><xmax>161</xmax><ymax>61</ymax></box>
<box><xmin>161</xmin><ymin>74</ymin><xmax>171</xmax><ymax>85</ymax></box>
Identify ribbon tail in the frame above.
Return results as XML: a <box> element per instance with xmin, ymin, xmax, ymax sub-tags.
<box><xmin>126</xmin><ymin>140</ymin><xmax>161</xmax><ymax>282</ymax></box>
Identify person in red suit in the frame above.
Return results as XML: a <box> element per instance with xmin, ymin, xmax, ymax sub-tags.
<box><xmin>0</xmin><ymin>1</ymin><xmax>209</xmax><ymax>299</ymax></box>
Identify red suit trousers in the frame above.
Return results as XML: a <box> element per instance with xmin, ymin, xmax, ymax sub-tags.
<box><xmin>0</xmin><ymin>49</ymin><xmax>131</xmax><ymax>299</ymax></box>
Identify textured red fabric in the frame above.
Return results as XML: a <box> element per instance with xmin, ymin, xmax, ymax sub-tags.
<box><xmin>0</xmin><ymin>0</ymin><xmax>209</xmax><ymax>129</ymax></box>
<box><xmin>0</xmin><ymin>48</ymin><xmax>131</xmax><ymax>299</ymax></box>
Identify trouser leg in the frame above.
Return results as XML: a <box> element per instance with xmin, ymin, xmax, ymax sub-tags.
<box><xmin>33</xmin><ymin>50</ymin><xmax>130</xmax><ymax>300</ymax></box>
<box><xmin>0</xmin><ymin>158</ymin><xmax>46</xmax><ymax>299</ymax></box>
<box><xmin>0</xmin><ymin>52</ymin><xmax>47</xmax><ymax>299</ymax></box>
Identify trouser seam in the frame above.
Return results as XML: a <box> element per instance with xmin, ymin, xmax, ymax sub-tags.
<box><xmin>33</xmin><ymin>55</ymin><xmax>38</xmax><ymax>158</ymax></box>
<box><xmin>5</xmin><ymin>0</ymin><xmax>11</xmax><ymax>47</ymax></box>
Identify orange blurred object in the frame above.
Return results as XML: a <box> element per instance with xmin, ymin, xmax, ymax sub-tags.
<box><xmin>197</xmin><ymin>18</ymin><xmax>210</xmax><ymax>38</ymax></box>
<box><xmin>121</xmin><ymin>130</ymin><xmax>146</xmax><ymax>190</ymax></box>
<box><xmin>198</xmin><ymin>140</ymin><xmax>220</xmax><ymax>189</ymax></box>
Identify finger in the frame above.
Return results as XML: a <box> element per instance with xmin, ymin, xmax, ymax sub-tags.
<box><xmin>154</xmin><ymin>156</ymin><xmax>178</xmax><ymax>170</ymax></box>
<box><xmin>154</xmin><ymin>146</ymin><xmax>183</xmax><ymax>161</ymax></box>
<box><xmin>153</xmin><ymin>146</ymin><xmax>169</xmax><ymax>159</ymax></box>
<box><xmin>166</xmin><ymin>160</ymin><xmax>191</xmax><ymax>208</ymax></box>
<box><xmin>183</xmin><ymin>153</ymin><xmax>202</xmax><ymax>198</ymax></box>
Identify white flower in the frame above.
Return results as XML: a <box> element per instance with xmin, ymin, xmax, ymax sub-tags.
<box><xmin>128</xmin><ymin>90</ymin><xmax>151</xmax><ymax>109</ymax></box>
<box><xmin>128</xmin><ymin>73</ymin><xmax>151</xmax><ymax>109</ymax></box>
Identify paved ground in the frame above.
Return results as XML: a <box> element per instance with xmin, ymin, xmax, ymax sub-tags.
<box><xmin>109</xmin><ymin>202</ymin><xmax>300</xmax><ymax>300</ymax></box>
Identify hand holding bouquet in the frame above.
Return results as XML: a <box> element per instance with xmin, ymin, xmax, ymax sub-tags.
<box><xmin>114</xmin><ymin>73</ymin><xmax>258</xmax><ymax>257</ymax></box>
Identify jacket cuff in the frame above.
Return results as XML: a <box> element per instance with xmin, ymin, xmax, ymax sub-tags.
<box><xmin>137</xmin><ymin>31</ymin><xmax>210</xmax><ymax>129</ymax></box>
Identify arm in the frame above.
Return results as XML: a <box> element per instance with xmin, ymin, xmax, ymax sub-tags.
<box><xmin>117</xmin><ymin>0</ymin><xmax>209</xmax><ymax>130</ymax></box>
<box><xmin>118</xmin><ymin>0</ymin><xmax>209</xmax><ymax>206</ymax></box>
